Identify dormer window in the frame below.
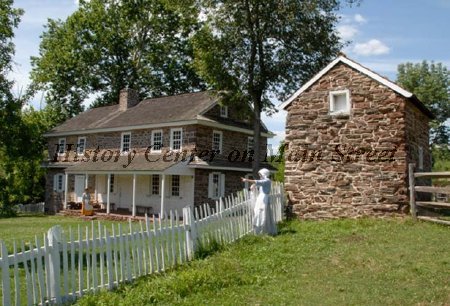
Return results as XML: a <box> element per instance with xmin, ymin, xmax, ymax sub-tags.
<box><xmin>329</xmin><ymin>90</ymin><xmax>350</xmax><ymax>115</ymax></box>
<box><xmin>220</xmin><ymin>105</ymin><xmax>228</xmax><ymax>118</ymax></box>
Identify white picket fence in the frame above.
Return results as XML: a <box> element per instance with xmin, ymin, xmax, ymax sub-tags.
<box><xmin>0</xmin><ymin>183</ymin><xmax>284</xmax><ymax>305</ymax></box>
<box><xmin>14</xmin><ymin>203</ymin><xmax>45</xmax><ymax>214</ymax></box>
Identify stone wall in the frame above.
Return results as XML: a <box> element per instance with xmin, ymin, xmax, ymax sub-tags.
<box><xmin>193</xmin><ymin>169</ymin><xmax>249</xmax><ymax>207</ymax></box>
<box><xmin>284</xmin><ymin>62</ymin><xmax>430</xmax><ymax>219</ymax></box>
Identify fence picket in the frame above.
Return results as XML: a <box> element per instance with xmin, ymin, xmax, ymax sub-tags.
<box><xmin>34</xmin><ymin>236</ymin><xmax>46</xmax><ymax>305</ymax></box>
<box><xmin>104</xmin><ymin>227</ymin><xmax>114</xmax><ymax>290</ymax></box>
<box><xmin>139</xmin><ymin>221</ymin><xmax>148</xmax><ymax>275</ymax></box>
<box><xmin>91</xmin><ymin>222</ymin><xmax>98</xmax><ymax>292</ymax></box>
<box><xmin>111</xmin><ymin>225</ymin><xmax>119</xmax><ymax>286</ymax></box>
<box><xmin>98</xmin><ymin>222</ymin><xmax>105</xmax><ymax>289</ymax></box>
<box><xmin>118</xmin><ymin>224</ymin><xmax>126</xmax><ymax>282</ymax></box>
<box><xmin>78</xmin><ymin>225</ymin><xmax>84</xmax><ymax>296</ymax></box>
<box><xmin>145</xmin><ymin>216</ymin><xmax>155</xmax><ymax>273</ymax></box>
<box><xmin>85</xmin><ymin>226</ymin><xmax>91</xmax><ymax>292</ymax></box>
<box><xmin>13</xmin><ymin>241</ymin><xmax>20</xmax><ymax>306</ymax></box>
<box><xmin>153</xmin><ymin>216</ymin><xmax>161</xmax><ymax>272</ymax></box>
<box><xmin>1</xmin><ymin>242</ymin><xmax>11</xmax><ymax>306</ymax></box>
<box><xmin>61</xmin><ymin>231</ymin><xmax>69</xmax><ymax>301</ymax></box>
<box><xmin>28</xmin><ymin>239</ymin><xmax>38</xmax><ymax>304</ymax></box>
<box><xmin>69</xmin><ymin>228</ymin><xmax>76</xmax><ymax>298</ymax></box>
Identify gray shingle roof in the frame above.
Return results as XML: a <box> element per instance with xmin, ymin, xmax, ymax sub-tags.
<box><xmin>47</xmin><ymin>91</ymin><xmax>215</xmax><ymax>134</ymax></box>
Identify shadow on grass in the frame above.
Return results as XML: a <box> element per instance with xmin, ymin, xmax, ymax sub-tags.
<box><xmin>277</xmin><ymin>220</ymin><xmax>298</xmax><ymax>235</ymax></box>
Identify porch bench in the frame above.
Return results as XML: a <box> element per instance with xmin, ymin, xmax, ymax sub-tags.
<box><xmin>136</xmin><ymin>205</ymin><xmax>153</xmax><ymax>215</ymax></box>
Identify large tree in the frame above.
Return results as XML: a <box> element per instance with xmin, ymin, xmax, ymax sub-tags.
<box><xmin>191</xmin><ymin>0</ymin><xmax>356</xmax><ymax>175</ymax></box>
<box><xmin>30</xmin><ymin>0</ymin><xmax>204</xmax><ymax>120</ymax></box>
<box><xmin>0</xmin><ymin>0</ymin><xmax>24</xmax><ymax>215</ymax></box>
<box><xmin>397</xmin><ymin>61</ymin><xmax>450</xmax><ymax>145</ymax></box>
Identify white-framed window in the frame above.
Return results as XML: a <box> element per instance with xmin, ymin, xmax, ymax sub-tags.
<box><xmin>58</xmin><ymin>138</ymin><xmax>66</xmax><ymax>155</ymax></box>
<box><xmin>329</xmin><ymin>89</ymin><xmax>351</xmax><ymax>115</ymax></box>
<box><xmin>212</xmin><ymin>130</ymin><xmax>223</xmax><ymax>152</ymax></box>
<box><xmin>171</xmin><ymin>175</ymin><xmax>180</xmax><ymax>196</ymax></box>
<box><xmin>208</xmin><ymin>172</ymin><xmax>225</xmax><ymax>199</ymax></box>
<box><xmin>151</xmin><ymin>130</ymin><xmax>163</xmax><ymax>153</ymax></box>
<box><xmin>151</xmin><ymin>174</ymin><xmax>160</xmax><ymax>195</ymax></box>
<box><xmin>121</xmin><ymin>132</ymin><xmax>131</xmax><ymax>153</ymax></box>
<box><xmin>170</xmin><ymin>128</ymin><xmax>182</xmax><ymax>151</ymax></box>
<box><xmin>77</xmin><ymin>136</ymin><xmax>86</xmax><ymax>155</ymax></box>
<box><xmin>247</xmin><ymin>137</ymin><xmax>254</xmax><ymax>151</ymax></box>
<box><xmin>53</xmin><ymin>174</ymin><xmax>65</xmax><ymax>192</ymax></box>
<box><xmin>109</xmin><ymin>174</ymin><xmax>115</xmax><ymax>193</ymax></box>
<box><xmin>220</xmin><ymin>105</ymin><xmax>228</xmax><ymax>118</ymax></box>
<box><xmin>418</xmin><ymin>146</ymin><xmax>424</xmax><ymax>170</ymax></box>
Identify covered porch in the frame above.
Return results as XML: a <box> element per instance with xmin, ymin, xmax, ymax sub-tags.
<box><xmin>62</xmin><ymin>155</ymin><xmax>195</xmax><ymax>217</ymax></box>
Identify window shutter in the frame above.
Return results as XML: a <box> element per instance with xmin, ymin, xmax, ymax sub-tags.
<box><xmin>208</xmin><ymin>173</ymin><xmax>214</xmax><ymax>198</ymax></box>
<box><xmin>53</xmin><ymin>175</ymin><xmax>58</xmax><ymax>191</ymax></box>
<box><xmin>220</xmin><ymin>174</ymin><xmax>225</xmax><ymax>198</ymax></box>
<box><xmin>61</xmin><ymin>175</ymin><xmax>66</xmax><ymax>191</ymax></box>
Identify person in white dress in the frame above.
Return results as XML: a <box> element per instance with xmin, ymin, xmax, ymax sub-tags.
<box><xmin>242</xmin><ymin>168</ymin><xmax>277</xmax><ymax>235</ymax></box>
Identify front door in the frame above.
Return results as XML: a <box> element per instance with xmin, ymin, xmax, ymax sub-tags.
<box><xmin>74</xmin><ymin>175</ymin><xmax>85</xmax><ymax>202</ymax></box>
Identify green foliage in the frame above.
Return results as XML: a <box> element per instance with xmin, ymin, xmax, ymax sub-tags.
<box><xmin>30</xmin><ymin>0</ymin><xmax>204</xmax><ymax>120</ymax></box>
<box><xmin>194</xmin><ymin>235</ymin><xmax>226</xmax><ymax>259</ymax></box>
<box><xmin>268</xmin><ymin>141</ymin><xmax>285</xmax><ymax>182</ymax></box>
<box><xmin>432</xmin><ymin>146</ymin><xmax>450</xmax><ymax>171</ymax></box>
<box><xmin>191</xmin><ymin>0</ymin><xmax>355</xmax><ymax>174</ymax></box>
<box><xmin>397</xmin><ymin>61</ymin><xmax>450</xmax><ymax>145</ymax></box>
<box><xmin>76</xmin><ymin>218</ymin><xmax>450</xmax><ymax>305</ymax></box>
<box><xmin>0</xmin><ymin>0</ymin><xmax>24</xmax><ymax>215</ymax></box>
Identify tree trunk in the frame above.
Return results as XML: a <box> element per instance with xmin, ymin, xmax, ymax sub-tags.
<box><xmin>252</xmin><ymin>96</ymin><xmax>262</xmax><ymax>177</ymax></box>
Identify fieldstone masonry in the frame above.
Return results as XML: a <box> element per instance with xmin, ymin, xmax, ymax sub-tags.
<box><xmin>285</xmin><ymin>62</ymin><xmax>431</xmax><ymax>219</ymax></box>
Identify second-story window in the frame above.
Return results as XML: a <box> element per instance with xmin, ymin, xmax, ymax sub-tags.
<box><xmin>151</xmin><ymin>130</ymin><xmax>163</xmax><ymax>153</ymax></box>
<box><xmin>170</xmin><ymin>128</ymin><xmax>182</xmax><ymax>151</ymax></box>
<box><xmin>77</xmin><ymin>137</ymin><xmax>86</xmax><ymax>155</ymax></box>
<box><xmin>247</xmin><ymin>136</ymin><xmax>254</xmax><ymax>151</ymax></box>
<box><xmin>58</xmin><ymin>138</ymin><xmax>66</xmax><ymax>155</ymax></box>
<box><xmin>220</xmin><ymin>105</ymin><xmax>228</xmax><ymax>118</ymax></box>
<box><xmin>212</xmin><ymin>130</ymin><xmax>222</xmax><ymax>152</ymax></box>
<box><xmin>121</xmin><ymin>132</ymin><xmax>131</xmax><ymax>153</ymax></box>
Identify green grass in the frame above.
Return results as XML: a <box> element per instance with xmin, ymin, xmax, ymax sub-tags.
<box><xmin>75</xmin><ymin>218</ymin><xmax>450</xmax><ymax>306</ymax></box>
<box><xmin>0</xmin><ymin>215</ymin><xmax>129</xmax><ymax>253</ymax></box>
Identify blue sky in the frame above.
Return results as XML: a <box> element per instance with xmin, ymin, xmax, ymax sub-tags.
<box><xmin>9</xmin><ymin>0</ymin><xmax>450</xmax><ymax>151</ymax></box>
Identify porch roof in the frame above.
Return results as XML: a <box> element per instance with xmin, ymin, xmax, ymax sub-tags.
<box><xmin>63</xmin><ymin>153</ymin><xmax>189</xmax><ymax>174</ymax></box>
<box><xmin>187</xmin><ymin>158</ymin><xmax>276</xmax><ymax>172</ymax></box>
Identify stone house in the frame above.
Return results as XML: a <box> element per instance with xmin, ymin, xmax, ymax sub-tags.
<box><xmin>44</xmin><ymin>90</ymin><xmax>272</xmax><ymax>216</ymax></box>
<box><xmin>280</xmin><ymin>55</ymin><xmax>434</xmax><ymax>219</ymax></box>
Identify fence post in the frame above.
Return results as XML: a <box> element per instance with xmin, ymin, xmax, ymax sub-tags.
<box><xmin>408</xmin><ymin>163</ymin><xmax>417</xmax><ymax>220</ymax></box>
<box><xmin>183</xmin><ymin>206</ymin><xmax>197</xmax><ymax>260</ymax></box>
<box><xmin>47</xmin><ymin>226</ymin><xmax>62</xmax><ymax>304</ymax></box>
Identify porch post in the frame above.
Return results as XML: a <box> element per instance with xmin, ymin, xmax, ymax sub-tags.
<box><xmin>85</xmin><ymin>173</ymin><xmax>89</xmax><ymax>188</ymax></box>
<box><xmin>160</xmin><ymin>174</ymin><xmax>166</xmax><ymax>218</ymax></box>
<box><xmin>132</xmin><ymin>174</ymin><xmax>137</xmax><ymax>217</ymax></box>
<box><xmin>63</xmin><ymin>173</ymin><xmax>69</xmax><ymax>209</ymax></box>
<box><xmin>107</xmin><ymin>173</ymin><xmax>111</xmax><ymax>214</ymax></box>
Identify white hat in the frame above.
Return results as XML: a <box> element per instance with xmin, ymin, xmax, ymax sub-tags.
<box><xmin>258</xmin><ymin>168</ymin><xmax>270</xmax><ymax>179</ymax></box>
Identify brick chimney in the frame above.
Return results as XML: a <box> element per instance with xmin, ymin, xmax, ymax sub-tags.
<box><xmin>119</xmin><ymin>88</ymin><xmax>139</xmax><ymax>111</ymax></box>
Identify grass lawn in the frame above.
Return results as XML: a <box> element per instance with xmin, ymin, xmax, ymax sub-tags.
<box><xmin>0</xmin><ymin>214</ymin><xmax>129</xmax><ymax>253</ymax></box>
<box><xmin>76</xmin><ymin>218</ymin><xmax>450</xmax><ymax>305</ymax></box>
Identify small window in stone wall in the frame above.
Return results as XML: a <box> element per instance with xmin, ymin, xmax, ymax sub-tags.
<box><xmin>329</xmin><ymin>89</ymin><xmax>350</xmax><ymax>115</ymax></box>
<box><xmin>418</xmin><ymin>146</ymin><xmax>424</xmax><ymax>170</ymax></box>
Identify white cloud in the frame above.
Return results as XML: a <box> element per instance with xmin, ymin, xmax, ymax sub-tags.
<box><xmin>337</xmin><ymin>24</ymin><xmax>358</xmax><ymax>41</ymax></box>
<box><xmin>354</xmin><ymin>14</ymin><xmax>367</xmax><ymax>24</ymax></box>
<box><xmin>353</xmin><ymin>39</ymin><xmax>390</xmax><ymax>56</ymax></box>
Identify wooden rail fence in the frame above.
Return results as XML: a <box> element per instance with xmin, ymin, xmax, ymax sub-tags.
<box><xmin>0</xmin><ymin>183</ymin><xmax>284</xmax><ymax>305</ymax></box>
<box><xmin>408</xmin><ymin>163</ymin><xmax>450</xmax><ymax>224</ymax></box>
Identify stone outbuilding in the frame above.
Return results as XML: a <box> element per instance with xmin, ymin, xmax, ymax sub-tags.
<box><xmin>280</xmin><ymin>55</ymin><xmax>434</xmax><ymax>219</ymax></box>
